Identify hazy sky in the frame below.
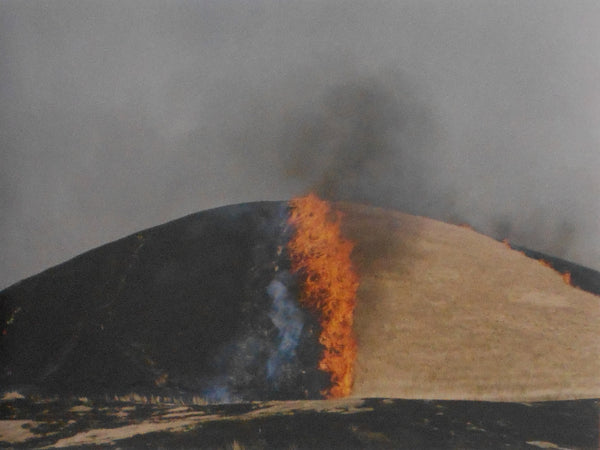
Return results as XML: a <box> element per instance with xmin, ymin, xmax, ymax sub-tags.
<box><xmin>1</xmin><ymin>1</ymin><xmax>599</xmax><ymax>288</ymax></box>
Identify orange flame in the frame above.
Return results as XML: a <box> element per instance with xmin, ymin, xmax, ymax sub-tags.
<box><xmin>287</xmin><ymin>193</ymin><xmax>359</xmax><ymax>398</ymax></box>
<box><xmin>502</xmin><ymin>242</ymin><xmax>574</xmax><ymax>287</ymax></box>
<box><xmin>539</xmin><ymin>259</ymin><xmax>573</xmax><ymax>286</ymax></box>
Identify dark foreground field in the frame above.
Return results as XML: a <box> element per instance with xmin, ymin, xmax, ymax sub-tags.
<box><xmin>1</xmin><ymin>396</ymin><xmax>598</xmax><ymax>449</ymax></box>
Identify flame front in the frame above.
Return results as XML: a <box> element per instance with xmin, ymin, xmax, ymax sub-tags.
<box><xmin>539</xmin><ymin>259</ymin><xmax>573</xmax><ymax>286</ymax></box>
<box><xmin>287</xmin><ymin>193</ymin><xmax>359</xmax><ymax>398</ymax></box>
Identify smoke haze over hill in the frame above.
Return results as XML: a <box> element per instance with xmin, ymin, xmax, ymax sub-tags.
<box><xmin>1</xmin><ymin>1</ymin><xmax>599</xmax><ymax>287</ymax></box>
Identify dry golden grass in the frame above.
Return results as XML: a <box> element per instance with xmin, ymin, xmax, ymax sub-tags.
<box><xmin>336</xmin><ymin>202</ymin><xmax>600</xmax><ymax>401</ymax></box>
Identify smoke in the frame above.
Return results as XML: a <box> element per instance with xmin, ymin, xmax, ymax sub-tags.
<box><xmin>204</xmin><ymin>334</ymin><xmax>271</xmax><ymax>403</ymax></box>
<box><xmin>202</xmin><ymin>384</ymin><xmax>234</xmax><ymax>405</ymax></box>
<box><xmin>1</xmin><ymin>1</ymin><xmax>599</xmax><ymax>288</ymax></box>
<box><xmin>266</xmin><ymin>274</ymin><xmax>304</xmax><ymax>383</ymax></box>
<box><xmin>279</xmin><ymin>74</ymin><xmax>438</xmax><ymax>213</ymax></box>
<box><xmin>194</xmin><ymin>202</ymin><xmax>325</xmax><ymax>403</ymax></box>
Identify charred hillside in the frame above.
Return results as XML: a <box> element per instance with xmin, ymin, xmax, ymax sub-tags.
<box><xmin>0</xmin><ymin>201</ymin><xmax>327</xmax><ymax>402</ymax></box>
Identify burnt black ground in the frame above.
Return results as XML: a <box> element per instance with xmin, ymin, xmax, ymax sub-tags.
<box><xmin>105</xmin><ymin>399</ymin><xmax>600</xmax><ymax>450</ymax></box>
<box><xmin>0</xmin><ymin>397</ymin><xmax>597</xmax><ymax>449</ymax></box>
<box><xmin>0</xmin><ymin>201</ymin><xmax>326</xmax><ymax>402</ymax></box>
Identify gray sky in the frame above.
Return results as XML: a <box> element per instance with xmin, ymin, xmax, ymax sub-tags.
<box><xmin>1</xmin><ymin>0</ymin><xmax>599</xmax><ymax>288</ymax></box>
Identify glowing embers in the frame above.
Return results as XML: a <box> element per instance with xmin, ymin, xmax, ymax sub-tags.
<box><xmin>287</xmin><ymin>193</ymin><xmax>359</xmax><ymax>398</ymax></box>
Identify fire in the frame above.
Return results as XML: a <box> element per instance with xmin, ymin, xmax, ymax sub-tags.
<box><xmin>503</xmin><ymin>240</ymin><xmax>573</xmax><ymax>287</ymax></box>
<box><xmin>287</xmin><ymin>193</ymin><xmax>359</xmax><ymax>398</ymax></box>
<box><xmin>539</xmin><ymin>259</ymin><xmax>573</xmax><ymax>286</ymax></box>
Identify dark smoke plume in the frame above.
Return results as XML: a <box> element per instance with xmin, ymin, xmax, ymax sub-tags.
<box><xmin>1</xmin><ymin>1</ymin><xmax>598</xmax><ymax>288</ymax></box>
<box><xmin>280</xmin><ymin>75</ymin><xmax>442</xmax><ymax>215</ymax></box>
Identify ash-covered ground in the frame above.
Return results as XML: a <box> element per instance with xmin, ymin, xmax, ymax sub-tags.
<box><xmin>0</xmin><ymin>202</ymin><xmax>327</xmax><ymax>403</ymax></box>
<box><xmin>1</xmin><ymin>396</ymin><xmax>597</xmax><ymax>449</ymax></box>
